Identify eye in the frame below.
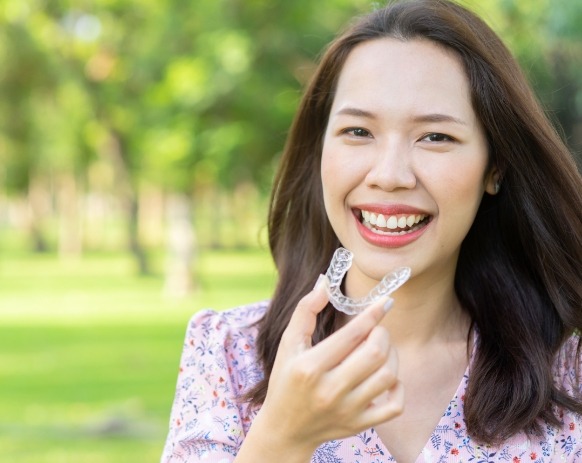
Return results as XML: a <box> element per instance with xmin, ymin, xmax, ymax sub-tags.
<box><xmin>420</xmin><ymin>132</ymin><xmax>455</xmax><ymax>143</ymax></box>
<box><xmin>342</xmin><ymin>127</ymin><xmax>372</xmax><ymax>138</ymax></box>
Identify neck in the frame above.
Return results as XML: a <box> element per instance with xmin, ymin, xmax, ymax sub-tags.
<box><xmin>343</xmin><ymin>268</ymin><xmax>470</xmax><ymax>348</ymax></box>
<box><xmin>382</xmin><ymin>278</ymin><xmax>469</xmax><ymax>348</ymax></box>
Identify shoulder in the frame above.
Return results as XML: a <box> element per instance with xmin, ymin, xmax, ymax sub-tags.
<box><xmin>182</xmin><ymin>301</ymin><xmax>268</xmax><ymax>391</ymax></box>
<box><xmin>184</xmin><ymin>300</ymin><xmax>268</xmax><ymax>362</ymax></box>
<box><xmin>187</xmin><ymin>300</ymin><xmax>268</xmax><ymax>337</ymax></box>
<box><xmin>554</xmin><ymin>334</ymin><xmax>582</xmax><ymax>396</ymax></box>
<box><xmin>162</xmin><ymin>301</ymin><xmax>269</xmax><ymax>461</ymax></box>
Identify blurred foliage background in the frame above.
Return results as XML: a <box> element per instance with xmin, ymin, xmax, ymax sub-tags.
<box><xmin>0</xmin><ymin>0</ymin><xmax>580</xmax><ymax>462</ymax></box>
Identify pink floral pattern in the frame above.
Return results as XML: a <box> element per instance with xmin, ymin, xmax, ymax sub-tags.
<box><xmin>161</xmin><ymin>302</ymin><xmax>582</xmax><ymax>462</ymax></box>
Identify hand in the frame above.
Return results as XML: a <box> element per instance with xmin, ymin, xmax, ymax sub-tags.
<box><xmin>254</xmin><ymin>274</ymin><xmax>404</xmax><ymax>455</ymax></box>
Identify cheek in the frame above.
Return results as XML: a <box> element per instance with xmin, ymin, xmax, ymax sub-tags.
<box><xmin>429</xmin><ymin>158</ymin><xmax>488</xmax><ymax>222</ymax></box>
<box><xmin>321</xmin><ymin>140</ymin><xmax>367</xmax><ymax>194</ymax></box>
<box><xmin>321</xmin><ymin>151</ymin><xmax>343</xmax><ymax>216</ymax></box>
<box><xmin>320</xmin><ymin>148</ymin><xmax>334</xmax><ymax>187</ymax></box>
<box><xmin>443</xmin><ymin>167</ymin><xmax>485</xmax><ymax>197</ymax></box>
<box><xmin>321</xmin><ymin>142</ymin><xmax>346</xmax><ymax>199</ymax></box>
<box><xmin>320</xmin><ymin>141</ymin><xmax>362</xmax><ymax>225</ymax></box>
<box><xmin>458</xmin><ymin>156</ymin><xmax>490</xmax><ymax>198</ymax></box>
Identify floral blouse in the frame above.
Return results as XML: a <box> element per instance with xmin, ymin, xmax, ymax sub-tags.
<box><xmin>161</xmin><ymin>301</ymin><xmax>582</xmax><ymax>462</ymax></box>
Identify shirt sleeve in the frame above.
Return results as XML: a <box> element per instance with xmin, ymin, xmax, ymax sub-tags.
<box><xmin>554</xmin><ymin>335</ymin><xmax>582</xmax><ymax>462</ymax></box>
<box><xmin>161</xmin><ymin>309</ymin><xmax>252</xmax><ymax>463</ymax></box>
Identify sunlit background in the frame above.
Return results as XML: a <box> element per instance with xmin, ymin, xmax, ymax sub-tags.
<box><xmin>0</xmin><ymin>0</ymin><xmax>580</xmax><ymax>461</ymax></box>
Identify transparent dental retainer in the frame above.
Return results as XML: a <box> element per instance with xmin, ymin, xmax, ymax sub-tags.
<box><xmin>325</xmin><ymin>247</ymin><xmax>411</xmax><ymax>315</ymax></box>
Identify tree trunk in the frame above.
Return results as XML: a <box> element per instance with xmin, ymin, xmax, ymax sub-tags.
<box><xmin>163</xmin><ymin>192</ymin><xmax>196</xmax><ymax>298</ymax></box>
<box><xmin>128</xmin><ymin>195</ymin><xmax>149</xmax><ymax>275</ymax></box>
<box><xmin>105</xmin><ymin>130</ymin><xmax>150</xmax><ymax>274</ymax></box>
<box><xmin>57</xmin><ymin>173</ymin><xmax>82</xmax><ymax>258</ymax></box>
<box><xmin>138</xmin><ymin>185</ymin><xmax>165</xmax><ymax>247</ymax></box>
<box><xmin>27</xmin><ymin>176</ymin><xmax>51</xmax><ymax>252</ymax></box>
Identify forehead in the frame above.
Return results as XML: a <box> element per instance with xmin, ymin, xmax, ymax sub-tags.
<box><xmin>331</xmin><ymin>38</ymin><xmax>474</xmax><ymax>120</ymax></box>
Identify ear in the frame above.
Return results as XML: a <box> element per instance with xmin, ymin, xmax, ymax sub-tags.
<box><xmin>484</xmin><ymin>168</ymin><xmax>501</xmax><ymax>195</ymax></box>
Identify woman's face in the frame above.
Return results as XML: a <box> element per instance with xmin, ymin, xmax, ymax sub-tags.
<box><xmin>321</xmin><ymin>38</ymin><xmax>496</xmax><ymax>294</ymax></box>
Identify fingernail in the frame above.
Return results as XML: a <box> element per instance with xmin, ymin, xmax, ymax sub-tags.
<box><xmin>383</xmin><ymin>297</ymin><xmax>394</xmax><ymax>313</ymax></box>
<box><xmin>313</xmin><ymin>274</ymin><xmax>329</xmax><ymax>290</ymax></box>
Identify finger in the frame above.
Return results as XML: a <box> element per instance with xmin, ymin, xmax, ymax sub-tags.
<box><xmin>346</xmin><ymin>344</ymin><xmax>399</xmax><ymax>409</ymax></box>
<box><xmin>307</xmin><ymin>295</ymin><xmax>393</xmax><ymax>370</ymax></box>
<box><xmin>353</xmin><ymin>381</ymin><xmax>405</xmax><ymax>430</ymax></box>
<box><xmin>326</xmin><ymin>325</ymin><xmax>394</xmax><ymax>393</ymax></box>
<box><xmin>281</xmin><ymin>274</ymin><xmax>330</xmax><ymax>350</ymax></box>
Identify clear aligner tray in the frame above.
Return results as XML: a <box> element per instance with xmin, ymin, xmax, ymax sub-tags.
<box><xmin>325</xmin><ymin>247</ymin><xmax>411</xmax><ymax>315</ymax></box>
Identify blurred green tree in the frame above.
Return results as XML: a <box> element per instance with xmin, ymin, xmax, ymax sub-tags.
<box><xmin>0</xmin><ymin>0</ymin><xmax>579</xmax><ymax>294</ymax></box>
<box><xmin>472</xmin><ymin>0</ymin><xmax>582</xmax><ymax>160</ymax></box>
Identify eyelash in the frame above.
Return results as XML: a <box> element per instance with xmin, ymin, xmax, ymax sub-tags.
<box><xmin>341</xmin><ymin>127</ymin><xmax>372</xmax><ymax>138</ymax></box>
<box><xmin>420</xmin><ymin>133</ymin><xmax>455</xmax><ymax>143</ymax></box>
<box><xmin>339</xmin><ymin>128</ymin><xmax>456</xmax><ymax>143</ymax></box>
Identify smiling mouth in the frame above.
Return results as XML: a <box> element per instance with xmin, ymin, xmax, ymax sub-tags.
<box><xmin>358</xmin><ymin>209</ymin><xmax>432</xmax><ymax>235</ymax></box>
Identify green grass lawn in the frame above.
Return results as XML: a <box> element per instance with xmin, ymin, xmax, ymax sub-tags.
<box><xmin>0</xmin><ymin>248</ymin><xmax>276</xmax><ymax>463</ymax></box>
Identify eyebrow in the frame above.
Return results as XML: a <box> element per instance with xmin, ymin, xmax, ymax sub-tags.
<box><xmin>335</xmin><ymin>107</ymin><xmax>377</xmax><ymax>119</ymax></box>
<box><xmin>334</xmin><ymin>107</ymin><xmax>468</xmax><ymax>126</ymax></box>
<box><xmin>412</xmin><ymin>113</ymin><xmax>467</xmax><ymax>126</ymax></box>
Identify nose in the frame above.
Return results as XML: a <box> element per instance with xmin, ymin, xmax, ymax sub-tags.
<box><xmin>364</xmin><ymin>139</ymin><xmax>417</xmax><ymax>191</ymax></box>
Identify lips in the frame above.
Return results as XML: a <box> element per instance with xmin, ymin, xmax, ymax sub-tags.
<box><xmin>354</xmin><ymin>206</ymin><xmax>432</xmax><ymax>247</ymax></box>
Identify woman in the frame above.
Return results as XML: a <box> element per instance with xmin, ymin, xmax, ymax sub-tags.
<box><xmin>162</xmin><ymin>1</ymin><xmax>582</xmax><ymax>462</ymax></box>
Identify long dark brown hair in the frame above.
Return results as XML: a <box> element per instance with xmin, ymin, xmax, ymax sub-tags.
<box><xmin>247</xmin><ymin>0</ymin><xmax>582</xmax><ymax>444</ymax></box>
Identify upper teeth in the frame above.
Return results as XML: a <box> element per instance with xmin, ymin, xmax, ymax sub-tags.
<box><xmin>361</xmin><ymin>210</ymin><xmax>426</xmax><ymax>229</ymax></box>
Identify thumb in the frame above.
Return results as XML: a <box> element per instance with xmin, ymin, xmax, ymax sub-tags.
<box><xmin>283</xmin><ymin>274</ymin><xmax>330</xmax><ymax>350</ymax></box>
